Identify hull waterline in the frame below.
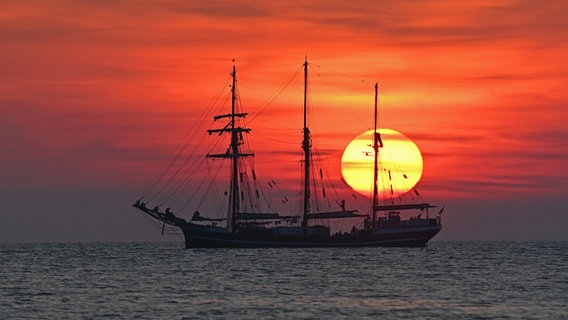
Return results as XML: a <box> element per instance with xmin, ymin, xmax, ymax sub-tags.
<box><xmin>180</xmin><ymin>223</ymin><xmax>441</xmax><ymax>248</ymax></box>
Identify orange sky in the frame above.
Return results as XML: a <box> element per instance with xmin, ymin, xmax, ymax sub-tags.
<box><xmin>1</xmin><ymin>0</ymin><xmax>567</xmax><ymax>241</ymax></box>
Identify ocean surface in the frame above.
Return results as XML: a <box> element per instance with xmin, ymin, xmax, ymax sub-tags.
<box><xmin>1</xmin><ymin>241</ymin><xmax>566</xmax><ymax>319</ymax></box>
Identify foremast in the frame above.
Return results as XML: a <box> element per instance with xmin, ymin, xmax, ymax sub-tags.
<box><xmin>206</xmin><ymin>64</ymin><xmax>253</xmax><ymax>232</ymax></box>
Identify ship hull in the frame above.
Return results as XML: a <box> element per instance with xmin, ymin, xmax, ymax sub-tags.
<box><xmin>179</xmin><ymin>223</ymin><xmax>441</xmax><ymax>248</ymax></box>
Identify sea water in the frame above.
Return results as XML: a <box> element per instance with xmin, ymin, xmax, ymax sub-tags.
<box><xmin>1</xmin><ymin>241</ymin><xmax>566</xmax><ymax>319</ymax></box>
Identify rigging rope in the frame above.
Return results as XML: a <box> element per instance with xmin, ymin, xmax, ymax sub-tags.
<box><xmin>310</xmin><ymin>64</ymin><xmax>373</xmax><ymax>131</ymax></box>
<box><xmin>247</xmin><ymin>66</ymin><xmax>302</xmax><ymax>124</ymax></box>
<box><xmin>139</xmin><ymin>74</ymin><xmax>232</xmax><ymax>201</ymax></box>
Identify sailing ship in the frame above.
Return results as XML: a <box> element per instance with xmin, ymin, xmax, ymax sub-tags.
<box><xmin>133</xmin><ymin>59</ymin><xmax>442</xmax><ymax>248</ymax></box>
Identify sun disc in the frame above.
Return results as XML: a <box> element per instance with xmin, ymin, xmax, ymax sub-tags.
<box><xmin>341</xmin><ymin>129</ymin><xmax>423</xmax><ymax>198</ymax></box>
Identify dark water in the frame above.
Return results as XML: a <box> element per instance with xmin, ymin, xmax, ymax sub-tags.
<box><xmin>1</xmin><ymin>241</ymin><xmax>566</xmax><ymax>319</ymax></box>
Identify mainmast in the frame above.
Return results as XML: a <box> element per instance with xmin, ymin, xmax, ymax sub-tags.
<box><xmin>206</xmin><ymin>63</ymin><xmax>252</xmax><ymax>231</ymax></box>
<box><xmin>372</xmin><ymin>82</ymin><xmax>380</xmax><ymax>226</ymax></box>
<box><xmin>301</xmin><ymin>58</ymin><xmax>310</xmax><ymax>227</ymax></box>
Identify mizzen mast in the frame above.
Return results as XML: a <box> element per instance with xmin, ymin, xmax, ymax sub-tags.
<box><xmin>372</xmin><ymin>82</ymin><xmax>380</xmax><ymax>226</ymax></box>
<box><xmin>370</xmin><ymin>82</ymin><xmax>435</xmax><ymax>219</ymax></box>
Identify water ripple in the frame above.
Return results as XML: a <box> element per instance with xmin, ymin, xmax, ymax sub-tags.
<box><xmin>0</xmin><ymin>241</ymin><xmax>566</xmax><ymax>319</ymax></box>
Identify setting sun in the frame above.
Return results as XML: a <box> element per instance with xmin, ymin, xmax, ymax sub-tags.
<box><xmin>341</xmin><ymin>129</ymin><xmax>423</xmax><ymax>198</ymax></box>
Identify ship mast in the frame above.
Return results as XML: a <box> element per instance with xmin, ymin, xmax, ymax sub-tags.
<box><xmin>370</xmin><ymin>83</ymin><xmax>435</xmax><ymax>219</ymax></box>
<box><xmin>301</xmin><ymin>58</ymin><xmax>310</xmax><ymax>227</ymax></box>
<box><xmin>372</xmin><ymin>82</ymin><xmax>379</xmax><ymax>227</ymax></box>
<box><xmin>206</xmin><ymin>63</ymin><xmax>252</xmax><ymax>231</ymax></box>
<box><xmin>230</xmin><ymin>65</ymin><xmax>239</xmax><ymax>230</ymax></box>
